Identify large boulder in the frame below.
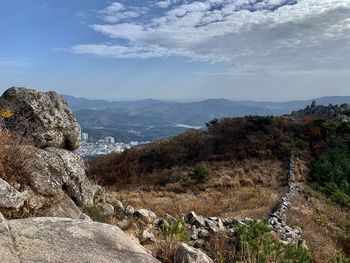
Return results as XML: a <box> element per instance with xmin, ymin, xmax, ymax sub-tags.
<box><xmin>0</xmin><ymin>214</ymin><xmax>160</xmax><ymax>263</ymax></box>
<box><xmin>0</xmin><ymin>145</ymin><xmax>99</xmax><ymax>219</ymax></box>
<box><xmin>0</xmin><ymin>87</ymin><xmax>81</xmax><ymax>150</ymax></box>
<box><xmin>14</xmin><ymin>146</ymin><xmax>98</xmax><ymax>207</ymax></box>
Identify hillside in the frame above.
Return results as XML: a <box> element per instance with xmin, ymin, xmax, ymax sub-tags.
<box><xmin>88</xmin><ymin>113</ymin><xmax>350</xmax><ymax>262</ymax></box>
<box><xmin>65</xmin><ymin>95</ymin><xmax>350</xmax><ymax>142</ymax></box>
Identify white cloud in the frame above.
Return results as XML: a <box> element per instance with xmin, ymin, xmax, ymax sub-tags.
<box><xmin>98</xmin><ymin>2</ymin><xmax>149</xmax><ymax>22</ymax></box>
<box><xmin>71</xmin><ymin>0</ymin><xmax>350</xmax><ymax>73</ymax></box>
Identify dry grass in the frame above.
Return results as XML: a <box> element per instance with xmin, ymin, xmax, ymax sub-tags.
<box><xmin>104</xmin><ymin>159</ymin><xmax>287</xmax><ymax>219</ymax></box>
<box><xmin>150</xmin><ymin>237</ymin><xmax>181</xmax><ymax>263</ymax></box>
<box><xmin>287</xmin><ymin>186</ymin><xmax>350</xmax><ymax>263</ymax></box>
<box><xmin>0</xmin><ymin>132</ymin><xmax>34</xmax><ymax>186</ymax></box>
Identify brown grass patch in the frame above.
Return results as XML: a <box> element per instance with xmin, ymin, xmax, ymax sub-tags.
<box><xmin>103</xmin><ymin>159</ymin><xmax>287</xmax><ymax>219</ymax></box>
<box><xmin>287</xmin><ymin>186</ymin><xmax>350</xmax><ymax>263</ymax></box>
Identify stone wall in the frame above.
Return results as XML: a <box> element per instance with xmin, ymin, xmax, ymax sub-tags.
<box><xmin>268</xmin><ymin>153</ymin><xmax>304</xmax><ymax>245</ymax></box>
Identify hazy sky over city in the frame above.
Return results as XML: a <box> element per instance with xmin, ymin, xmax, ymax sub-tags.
<box><xmin>0</xmin><ymin>0</ymin><xmax>350</xmax><ymax>101</ymax></box>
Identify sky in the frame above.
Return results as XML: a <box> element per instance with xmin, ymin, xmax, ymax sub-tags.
<box><xmin>0</xmin><ymin>0</ymin><xmax>349</xmax><ymax>101</ymax></box>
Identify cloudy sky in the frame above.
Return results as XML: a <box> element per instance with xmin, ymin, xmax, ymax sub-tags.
<box><xmin>0</xmin><ymin>0</ymin><xmax>349</xmax><ymax>101</ymax></box>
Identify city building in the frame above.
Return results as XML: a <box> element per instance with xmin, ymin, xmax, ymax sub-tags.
<box><xmin>105</xmin><ymin>136</ymin><xmax>115</xmax><ymax>144</ymax></box>
<box><xmin>81</xmin><ymin>132</ymin><xmax>89</xmax><ymax>142</ymax></box>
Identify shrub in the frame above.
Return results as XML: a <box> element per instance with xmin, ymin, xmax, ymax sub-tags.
<box><xmin>312</xmin><ymin>139</ymin><xmax>350</xmax><ymax>208</ymax></box>
<box><xmin>159</xmin><ymin>218</ymin><xmax>189</xmax><ymax>242</ymax></box>
<box><xmin>83</xmin><ymin>205</ymin><xmax>107</xmax><ymax>223</ymax></box>
<box><xmin>190</xmin><ymin>165</ymin><xmax>209</xmax><ymax>183</ymax></box>
<box><xmin>213</xmin><ymin>220</ymin><xmax>311</xmax><ymax>263</ymax></box>
<box><xmin>330</xmin><ymin>190</ymin><xmax>350</xmax><ymax>209</ymax></box>
<box><xmin>333</xmin><ymin>252</ymin><xmax>350</xmax><ymax>263</ymax></box>
<box><xmin>246</xmin><ymin>115</ymin><xmax>275</xmax><ymax>126</ymax></box>
<box><xmin>294</xmin><ymin>138</ymin><xmax>308</xmax><ymax>151</ymax></box>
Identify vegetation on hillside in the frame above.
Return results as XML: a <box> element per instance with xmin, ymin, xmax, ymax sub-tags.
<box><xmin>209</xmin><ymin>220</ymin><xmax>311</xmax><ymax>263</ymax></box>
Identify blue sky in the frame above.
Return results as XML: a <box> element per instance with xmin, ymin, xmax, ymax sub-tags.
<box><xmin>0</xmin><ymin>0</ymin><xmax>350</xmax><ymax>101</ymax></box>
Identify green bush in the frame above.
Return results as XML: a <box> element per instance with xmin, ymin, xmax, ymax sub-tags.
<box><xmin>159</xmin><ymin>218</ymin><xmax>189</xmax><ymax>242</ymax></box>
<box><xmin>333</xmin><ymin>252</ymin><xmax>350</xmax><ymax>263</ymax></box>
<box><xmin>190</xmin><ymin>165</ymin><xmax>209</xmax><ymax>183</ymax></box>
<box><xmin>294</xmin><ymin>138</ymin><xmax>309</xmax><ymax>151</ymax></box>
<box><xmin>83</xmin><ymin>205</ymin><xmax>107</xmax><ymax>223</ymax></box>
<box><xmin>246</xmin><ymin>115</ymin><xmax>275</xmax><ymax>126</ymax></box>
<box><xmin>232</xmin><ymin>220</ymin><xmax>311</xmax><ymax>262</ymax></box>
<box><xmin>312</xmin><ymin>139</ymin><xmax>350</xmax><ymax>208</ymax></box>
<box><xmin>330</xmin><ymin>189</ymin><xmax>350</xmax><ymax>209</ymax></box>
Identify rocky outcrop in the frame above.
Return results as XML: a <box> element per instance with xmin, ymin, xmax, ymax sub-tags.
<box><xmin>291</xmin><ymin>101</ymin><xmax>350</xmax><ymax>122</ymax></box>
<box><xmin>0</xmin><ymin>213</ymin><xmax>159</xmax><ymax>263</ymax></box>
<box><xmin>174</xmin><ymin>243</ymin><xmax>213</xmax><ymax>263</ymax></box>
<box><xmin>0</xmin><ymin>87</ymin><xmax>81</xmax><ymax>150</ymax></box>
<box><xmin>0</xmin><ymin>145</ymin><xmax>99</xmax><ymax>218</ymax></box>
<box><xmin>0</xmin><ymin>87</ymin><xmax>160</xmax><ymax>262</ymax></box>
<box><xmin>0</xmin><ymin>88</ymin><xmax>99</xmax><ymax>219</ymax></box>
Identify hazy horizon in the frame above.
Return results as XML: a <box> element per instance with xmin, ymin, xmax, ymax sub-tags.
<box><xmin>1</xmin><ymin>0</ymin><xmax>350</xmax><ymax>101</ymax></box>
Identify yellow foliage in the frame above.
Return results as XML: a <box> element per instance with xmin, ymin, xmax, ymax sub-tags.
<box><xmin>1</xmin><ymin>109</ymin><xmax>13</xmax><ymax>118</ymax></box>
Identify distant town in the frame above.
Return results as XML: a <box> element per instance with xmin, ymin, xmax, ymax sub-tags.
<box><xmin>75</xmin><ymin>132</ymin><xmax>149</xmax><ymax>158</ymax></box>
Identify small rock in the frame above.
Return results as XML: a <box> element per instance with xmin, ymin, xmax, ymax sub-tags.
<box><xmin>0</xmin><ymin>179</ymin><xmax>24</xmax><ymax>209</ymax></box>
<box><xmin>185</xmin><ymin>212</ymin><xmax>205</xmax><ymax>228</ymax></box>
<box><xmin>112</xmin><ymin>200</ymin><xmax>124</xmax><ymax>212</ymax></box>
<box><xmin>125</xmin><ymin>205</ymin><xmax>135</xmax><ymax>216</ymax></box>
<box><xmin>134</xmin><ymin>209</ymin><xmax>157</xmax><ymax>224</ymax></box>
<box><xmin>192</xmin><ymin>239</ymin><xmax>205</xmax><ymax>248</ymax></box>
<box><xmin>100</xmin><ymin>203</ymin><xmax>114</xmax><ymax>217</ymax></box>
<box><xmin>189</xmin><ymin>226</ymin><xmax>199</xmax><ymax>240</ymax></box>
<box><xmin>174</xmin><ymin>243</ymin><xmax>213</xmax><ymax>263</ymax></box>
<box><xmin>198</xmin><ymin>228</ymin><xmax>210</xmax><ymax>238</ymax></box>
<box><xmin>139</xmin><ymin>230</ymin><xmax>155</xmax><ymax>244</ymax></box>
<box><xmin>205</xmin><ymin>218</ymin><xmax>225</xmax><ymax>233</ymax></box>
<box><xmin>79</xmin><ymin>213</ymin><xmax>92</xmax><ymax>222</ymax></box>
<box><xmin>117</xmin><ymin>219</ymin><xmax>130</xmax><ymax>231</ymax></box>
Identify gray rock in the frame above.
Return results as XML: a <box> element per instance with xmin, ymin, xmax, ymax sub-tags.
<box><xmin>100</xmin><ymin>203</ymin><xmax>114</xmax><ymax>217</ymax></box>
<box><xmin>117</xmin><ymin>219</ymin><xmax>130</xmax><ymax>230</ymax></box>
<box><xmin>0</xmin><ymin>178</ymin><xmax>24</xmax><ymax>209</ymax></box>
<box><xmin>134</xmin><ymin>209</ymin><xmax>157</xmax><ymax>224</ymax></box>
<box><xmin>4</xmin><ymin>217</ymin><xmax>159</xmax><ymax>263</ymax></box>
<box><xmin>0</xmin><ymin>212</ymin><xmax>20</xmax><ymax>263</ymax></box>
<box><xmin>174</xmin><ymin>243</ymin><xmax>213</xmax><ymax>263</ymax></box>
<box><xmin>45</xmin><ymin>195</ymin><xmax>86</xmax><ymax>219</ymax></box>
<box><xmin>185</xmin><ymin>212</ymin><xmax>205</xmax><ymax>228</ymax></box>
<box><xmin>13</xmin><ymin>146</ymin><xmax>98</xmax><ymax>207</ymax></box>
<box><xmin>0</xmin><ymin>87</ymin><xmax>81</xmax><ymax>150</ymax></box>
<box><xmin>205</xmin><ymin>218</ymin><xmax>225</xmax><ymax>233</ymax></box>
<box><xmin>198</xmin><ymin>228</ymin><xmax>210</xmax><ymax>238</ymax></box>
<box><xmin>189</xmin><ymin>226</ymin><xmax>199</xmax><ymax>240</ymax></box>
<box><xmin>139</xmin><ymin>229</ymin><xmax>155</xmax><ymax>244</ymax></box>
<box><xmin>112</xmin><ymin>200</ymin><xmax>125</xmax><ymax>212</ymax></box>
<box><xmin>125</xmin><ymin>205</ymin><xmax>135</xmax><ymax>215</ymax></box>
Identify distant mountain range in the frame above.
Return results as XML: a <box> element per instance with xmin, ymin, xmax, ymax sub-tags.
<box><xmin>63</xmin><ymin>95</ymin><xmax>350</xmax><ymax>142</ymax></box>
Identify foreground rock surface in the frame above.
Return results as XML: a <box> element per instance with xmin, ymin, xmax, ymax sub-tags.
<box><xmin>0</xmin><ymin>87</ymin><xmax>81</xmax><ymax>150</ymax></box>
<box><xmin>1</xmin><ymin>215</ymin><xmax>159</xmax><ymax>263</ymax></box>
